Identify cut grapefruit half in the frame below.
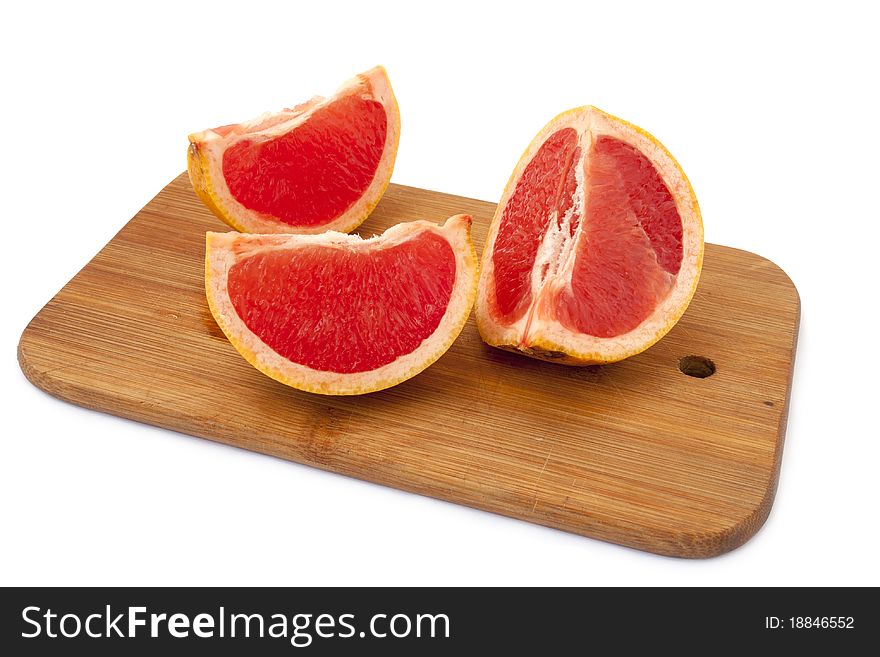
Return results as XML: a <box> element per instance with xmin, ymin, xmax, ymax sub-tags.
<box><xmin>188</xmin><ymin>66</ymin><xmax>400</xmax><ymax>234</ymax></box>
<box><xmin>476</xmin><ymin>106</ymin><xmax>704</xmax><ymax>365</ymax></box>
<box><xmin>205</xmin><ymin>216</ymin><xmax>477</xmax><ymax>395</ymax></box>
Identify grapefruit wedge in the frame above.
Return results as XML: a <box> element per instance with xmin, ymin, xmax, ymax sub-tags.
<box><xmin>205</xmin><ymin>216</ymin><xmax>478</xmax><ymax>395</ymax></box>
<box><xmin>476</xmin><ymin>106</ymin><xmax>704</xmax><ymax>364</ymax></box>
<box><xmin>188</xmin><ymin>66</ymin><xmax>400</xmax><ymax>234</ymax></box>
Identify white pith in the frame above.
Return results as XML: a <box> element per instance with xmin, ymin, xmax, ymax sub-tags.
<box><xmin>189</xmin><ymin>66</ymin><xmax>399</xmax><ymax>234</ymax></box>
<box><xmin>476</xmin><ymin>106</ymin><xmax>704</xmax><ymax>364</ymax></box>
<box><xmin>522</xmin><ymin>141</ymin><xmax>588</xmax><ymax>339</ymax></box>
<box><xmin>206</xmin><ymin>215</ymin><xmax>478</xmax><ymax>395</ymax></box>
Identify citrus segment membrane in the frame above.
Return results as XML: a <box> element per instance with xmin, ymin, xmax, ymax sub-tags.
<box><xmin>223</xmin><ymin>95</ymin><xmax>388</xmax><ymax>228</ymax></box>
<box><xmin>590</xmin><ymin>136</ymin><xmax>683</xmax><ymax>276</ymax></box>
<box><xmin>227</xmin><ymin>231</ymin><xmax>455</xmax><ymax>373</ymax></box>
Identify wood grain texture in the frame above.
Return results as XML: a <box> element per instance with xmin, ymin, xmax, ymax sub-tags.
<box><xmin>18</xmin><ymin>174</ymin><xmax>800</xmax><ymax>558</ymax></box>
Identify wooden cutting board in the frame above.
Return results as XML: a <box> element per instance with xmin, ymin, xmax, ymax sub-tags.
<box><xmin>18</xmin><ymin>174</ymin><xmax>799</xmax><ymax>558</ymax></box>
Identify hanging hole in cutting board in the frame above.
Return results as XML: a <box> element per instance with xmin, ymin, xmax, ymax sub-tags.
<box><xmin>678</xmin><ymin>355</ymin><xmax>716</xmax><ymax>378</ymax></box>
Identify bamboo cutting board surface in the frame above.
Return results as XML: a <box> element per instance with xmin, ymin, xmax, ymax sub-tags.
<box><xmin>18</xmin><ymin>174</ymin><xmax>799</xmax><ymax>558</ymax></box>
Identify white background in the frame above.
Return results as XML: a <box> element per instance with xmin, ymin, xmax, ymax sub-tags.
<box><xmin>2</xmin><ymin>1</ymin><xmax>878</xmax><ymax>586</ymax></box>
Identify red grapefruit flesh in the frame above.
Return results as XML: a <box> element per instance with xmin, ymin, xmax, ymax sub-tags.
<box><xmin>477</xmin><ymin>106</ymin><xmax>704</xmax><ymax>364</ymax></box>
<box><xmin>206</xmin><ymin>216</ymin><xmax>478</xmax><ymax>395</ymax></box>
<box><xmin>188</xmin><ymin>66</ymin><xmax>399</xmax><ymax>235</ymax></box>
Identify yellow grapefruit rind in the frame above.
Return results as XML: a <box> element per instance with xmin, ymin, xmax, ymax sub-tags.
<box><xmin>188</xmin><ymin>66</ymin><xmax>400</xmax><ymax>235</ymax></box>
<box><xmin>476</xmin><ymin>106</ymin><xmax>704</xmax><ymax>365</ymax></box>
<box><xmin>205</xmin><ymin>215</ymin><xmax>478</xmax><ymax>395</ymax></box>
